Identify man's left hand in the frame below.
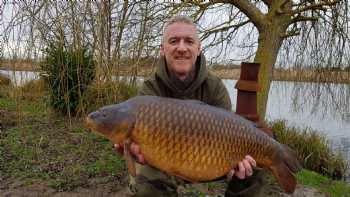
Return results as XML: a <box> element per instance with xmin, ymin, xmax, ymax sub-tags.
<box><xmin>227</xmin><ymin>155</ymin><xmax>256</xmax><ymax>180</ymax></box>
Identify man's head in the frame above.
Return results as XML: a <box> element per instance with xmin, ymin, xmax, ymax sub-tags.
<box><xmin>161</xmin><ymin>16</ymin><xmax>201</xmax><ymax>81</ymax></box>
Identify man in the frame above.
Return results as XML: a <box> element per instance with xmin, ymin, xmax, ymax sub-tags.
<box><xmin>116</xmin><ymin>16</ymin><xmax>265</xmax><ymax>197</ymax></box>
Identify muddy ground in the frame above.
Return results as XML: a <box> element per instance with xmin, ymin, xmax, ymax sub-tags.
<box><xmin>0</xmin><ymin>179</ymin><xmax>327</xmax><ymax>197</ymax></box>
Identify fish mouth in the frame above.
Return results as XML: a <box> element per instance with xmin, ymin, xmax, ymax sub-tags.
<box><xmin>85</xmin><ymin>111</ymin><xmax>110</xmax><ymax>135</ymax></box>
<box><xmin>85</xmin><ymin>113</ymin><xmax>99</xmax><ymax>131</ymax></box>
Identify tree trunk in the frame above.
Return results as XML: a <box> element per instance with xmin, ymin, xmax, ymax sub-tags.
<box><xmin>254</xmin><ymin>27</ymin><xmax>283</xmax><ymax>119</ymax></box>
<box><xmin>253</xmin><ymin>1</ymin><xmax>292</xmax><ymax>119</ymax></box>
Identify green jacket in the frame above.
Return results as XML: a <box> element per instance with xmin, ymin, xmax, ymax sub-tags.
<box><xmin>138</xmin><ymin>53</ymin><xmax>232</xmax><ymax>111</ymax></box>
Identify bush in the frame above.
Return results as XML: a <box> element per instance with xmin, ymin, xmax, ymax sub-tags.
<box><xmin>270</xmin><ymin>120</ymin><xmax>347</xmax><ymax>179</ymax></box>
<box><xmin>0</xmin><ymin>73</ymin><xmax>11</xmax><ymax>86</ymax></box>
<box><xmin>9</xmin><ymin>79</ymin><xmax>46</xmax><ymax>102</ymax></box>
<box><xmin>0</xmin><ymin>84</ymin><xmax>11</xmax><ymax>98</ymax></box>
<box><xmin>80</xmin><ymin>80</ymin><xmax>138</xmax><ymax>113</ymax></box>
<box><xmin>41</xmin><ymin>43</ymin><xmax>95</xmax><ymax>115</ymax></box>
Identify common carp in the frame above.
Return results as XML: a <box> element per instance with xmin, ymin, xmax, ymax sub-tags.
<box><xmin>86</xmin><ymin>96</ymin><xmax>301</xmax><ymax>193</ymax></box>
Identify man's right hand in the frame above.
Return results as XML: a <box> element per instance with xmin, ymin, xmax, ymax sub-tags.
<box><xmin>114</xmin><ymin>142</ymin><xmax>146</xmax><ymax>165</ymax></box>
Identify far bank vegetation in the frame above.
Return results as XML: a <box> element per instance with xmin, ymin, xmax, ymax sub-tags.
<box><xmin>2</xmin><ymin>58</ymin><xmax>350</xmax><ymax>84</ymax></box>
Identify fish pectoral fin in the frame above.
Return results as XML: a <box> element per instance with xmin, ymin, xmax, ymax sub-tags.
<box><xmin>270</xmin><ymin>161</ymin><xmax>297</xmax><ymax>194</ymax></box>
<box><xmin>124</xmin><ymin>139</ymin><xmax>136</xmax><ymax>177</ymax></box>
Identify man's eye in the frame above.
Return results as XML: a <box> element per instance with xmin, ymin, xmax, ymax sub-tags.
<box><xmin>169</xmin><ymin>39</ymin><xmax>177</xmax><ymax>44</ymax></box>
<box><xmin>186</xmin><ymin>40</ymin><xmax>194</xmax><ymax>44</ymax></box>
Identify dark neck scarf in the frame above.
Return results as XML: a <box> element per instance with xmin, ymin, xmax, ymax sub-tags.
<box><xmin>169</xmin><ymin>67</ymin><xmax>196</xmax><ymax>91</ymax></box>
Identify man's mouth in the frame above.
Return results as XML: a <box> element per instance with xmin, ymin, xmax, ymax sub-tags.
<box><xmin>175</xmin><ymin>56</ymin><xmax>190</xmax><ymax>60</ymax></box>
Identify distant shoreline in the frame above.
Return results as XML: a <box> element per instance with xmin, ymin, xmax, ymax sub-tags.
<box><xmin>1</xmin><ymin>62</ymin><xmax>349</xmax><ymax>84</ymax></box>
<box><xmin>211</xmin><ymin>68</ymin><xmax>350</xmax><ymax>84</ymax></box>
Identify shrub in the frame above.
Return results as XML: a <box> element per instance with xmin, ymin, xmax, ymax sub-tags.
<box><xmin>9</xmin><ymin>79</ymin><xmax>46</xmax><ymax>102</ymax></box>
<box><xmin>80</xmin><ymin>80</ymin><xmax>138</xmax><ymax>113</ymax></box>
<box><xmin>40</xmin><ymin>43</ymin><xmax>95</xmax><ymax>115</ymax></box>
<box><xmin>0</xmin><ymin>73</ymin><xmax>11</xmax><ymax>86</ymax></box>
<box><xmin>270</xmin><ymin>120</ymin><xmax>347</xmax><ymax>179</ymax></box>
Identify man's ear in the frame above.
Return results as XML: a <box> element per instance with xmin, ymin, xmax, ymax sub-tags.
<box><xmin>160</xmin><ymin>43</ymin><xmax>165</xmax><ymax>56</ymax></box>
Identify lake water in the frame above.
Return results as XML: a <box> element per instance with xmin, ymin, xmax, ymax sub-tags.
<box><xmin>0</xmin><ymin>70</ymin><xmax>39</xmax><ymax>86</ymax></box>
<box><xmin>2</xmin><ymin>69</ymin><xmax>350</xmax><ymax>179</ymax></box>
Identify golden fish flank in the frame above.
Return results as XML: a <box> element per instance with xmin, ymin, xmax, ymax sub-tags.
<box><xmin>86</xmin><ymin>95</ymin><xmax>301</xmax><ymax>194</ymax></box>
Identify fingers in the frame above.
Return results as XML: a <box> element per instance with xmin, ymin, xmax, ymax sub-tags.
<box><xmin>242</xmin><ymin>159</ymin><xmax>253</xmax><ymax>177</ymax></box>
<box><xmin>227</xmin><ymin>169</ymin><xmax>235</xmax><ymax>181</ymax></box>
<box><xmin>245</xmin><ymin>155</ymin><xmax>256</xmax><ymax>167</ymax></box>
<box><xmin>235</xmin><ymin>161</ymin><xmax>246</xmax><ymax>179</ymax></box>
<box><xmin>130</xmin><ymin>143</ymin><xmax>146</xmax><ymax>164</ymax></box>
<box><xmin>114</xmin><ymin>143</ymin><xmax>124</xmax><ymax>155</ymax></box>
<box><xmin>114</xmin><ymin>142</ymin><xmax>146</xmax><ymax>164</ymax></box>
<box><xmin>234</xmin><ymin>155</ymin><xmax>257</xmax><ymax>179</ymax></box>
<box><xmin>130</xmin><ymin>143</ymin><xmax>140</xmax><ymax>154</ymax></box>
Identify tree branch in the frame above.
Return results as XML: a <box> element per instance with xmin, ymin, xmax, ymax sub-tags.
<box><xmin>261</xmin><ymin>0</ymin><xmax>273</xmax><ymax>7</ymax></box>
<box><xmin>200</xmin><ymin>20</ymin><xmax>250</xmax><ymax>41</ymax></box>
<box><xmin>276</xmin><ymin>0</ymin><xmax>292</xmax><ymax>15</ymax></box>
<box><xmin>182</xmin><ymin>0</ymin><xmax>265</xmax><ymax>31</ymax></box>
<box><xmin>290</xmin><ymin>16</ymin><xmax>319</xmax><ymax>25</ymax></box>
<box><xmin>281</xmin><ymin>29</ymin><xmax>301</xmax><ymax>38</ymax></box>
<box><xmin>221</xmin><ymin>0</ymin><xmax>265</xmax><ymax>31</ymax></box>
<box><xmin>291</xmin><ymin>0</ymin><xmax>340</xmax><ymax>15</ymax></box>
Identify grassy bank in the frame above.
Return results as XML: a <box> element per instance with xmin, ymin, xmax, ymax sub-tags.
<box><xmin>0</xmin><ymin>96</ymin><xmax>127</xmax><ymax>192</ymax></box>
<box><xmin>297</xmin><ymin>169</ymin><xmax>350</xmax><ymax>197</ymax></box>
<box><xmin>271</xmin><ymin>120</ymin><xmax>347</xmax><ymax>179</ymax></box>
<box><xmin>1</xmin><ymin>82</ymin><xmax>349</xmax><ymax>196</ymax></box>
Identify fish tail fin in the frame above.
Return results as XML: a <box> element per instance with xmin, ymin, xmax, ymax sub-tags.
<box><xmin>270</xmin><ymin>144</ymin><xmax>302</xmax><ymax>193</ymax></box>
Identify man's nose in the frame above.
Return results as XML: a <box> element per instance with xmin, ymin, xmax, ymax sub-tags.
<box><xmin>177</xmin><ymin>40</ymin><xmax>187</xmax><ymax>52</ymax></box>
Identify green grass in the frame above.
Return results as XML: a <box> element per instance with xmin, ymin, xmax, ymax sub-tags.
<box><xmin>297</xmin><ymin>169</ymin><xmax>350</xmax><ymax>197</ymax></box>
<box><xmin>0</xmin><ymin>97</ymin><xmax>17</xmax><ymax>111</ymax></box>
<box><xmin>0</xmin><ymin>95</ymin><xmax>127</xmax><ymax>191</ymax></box>
<box><xmin>271</xmin><ymin>120</ymin><xmax>348</xmax><ymax>179</ymax></box>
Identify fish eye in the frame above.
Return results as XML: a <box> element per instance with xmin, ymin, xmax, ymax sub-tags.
<box><xmin>100</xmin><ymin>111</ymin><xmax>108</xmax><ymax>118</ymax></box>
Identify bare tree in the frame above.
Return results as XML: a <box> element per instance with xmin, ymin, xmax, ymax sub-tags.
<box><xmin>176</xmin><ymin>0</ymin><xmax>348</xmax><ymax>118</ymax></box>
<box><xmin>2</xmin><ymin>0</ymin><xmax>347</xmax><ymax>119</ymax></box>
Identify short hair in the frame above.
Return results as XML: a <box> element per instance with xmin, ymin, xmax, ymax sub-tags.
<box><xmin>164</xmin><ymin>15</ymin><xmax>196</xmax><ymax>30</ymax></box>
<box><xmin>162</xmin><ymin>16</ymin><xmax>199</xmax><ymax>41</ymax></box>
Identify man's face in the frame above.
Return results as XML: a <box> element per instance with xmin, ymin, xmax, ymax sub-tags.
<box><xmin>160</xmin><ymin>22</ymin><xmax>201</xmax><ymax>80</ymax></box>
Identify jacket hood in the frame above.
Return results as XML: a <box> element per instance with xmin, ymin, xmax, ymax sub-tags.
<box><xmin>155</xmin><ymin>53</ymin><xmax>208</xmax><ymax>95</ymax></box>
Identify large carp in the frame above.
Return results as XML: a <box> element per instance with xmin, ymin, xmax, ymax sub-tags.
<box><xmin>86</xmin><ymin>96</ymin><xmax>301</xmax><ymax>193</ymax></box>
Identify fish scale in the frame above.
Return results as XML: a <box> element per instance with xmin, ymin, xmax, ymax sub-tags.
<box><xmin>140</xmin><ymin>100</ymin><xmax>238</xmax><ymax>178</ymax></box>
<box><xmin>86</xmin><ymin>95</ymin><xmax>301</xmax><ymax>193</ymax></box>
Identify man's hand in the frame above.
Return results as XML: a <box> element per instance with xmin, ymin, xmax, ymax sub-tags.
<box><xmin>227</xmin><ymin>155</ymin><xmax>256</xmax><ymax>180</ymax></box>
<box><xmin>114</xmin><ymin>142</ymin><xmax>146</xmax><ymax>165</ymax></box>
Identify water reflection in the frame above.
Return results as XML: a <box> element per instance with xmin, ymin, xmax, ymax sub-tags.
<box><xmin>0</xmin><ymin>70</ymin><xmax>39</xmax><ymax>86</ymax></box>
<box><xmin>291</xmin><ymin>82</ymin><xmax>350</xmax><ymax>123</ymax></box>
<box><xmin>264</xmin><ymin>81</ymin><xmax>350</xmax><ymax>138</ymax></box>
